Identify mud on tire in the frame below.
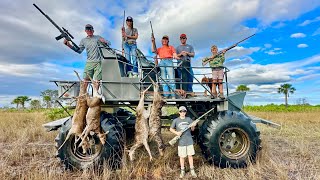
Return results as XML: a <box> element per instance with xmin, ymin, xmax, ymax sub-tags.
<box><xmin>55</xmin><ymin>111</ymin><xmax>125</xmax><ymax>170</ymax></box>
<box><xmin>198</xmin><ymin>110</ymin><xmax>261</xmax><ymax>168</ymax></box>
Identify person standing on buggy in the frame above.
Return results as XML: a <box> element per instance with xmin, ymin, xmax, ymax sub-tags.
<box><xmin>122</xmin><ymin>16</ymin><xmax>139</xmax><ymax>78</ymax></box>
<box><xmin>151</xmin><ymin>35</ymin><xmax>179</xmax><ymax>99</ymax></box>
<box><xmin>176</xmin><ymin>34</ymin><xmax>195</xmax><ymax>96</ymax></box>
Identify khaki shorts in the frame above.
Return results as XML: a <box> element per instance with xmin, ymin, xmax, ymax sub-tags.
<box><xmin>83</xmin><ymin>61</ymin><xmax>102</xmax><ymax>80</ymax></box>
<box><xmin>178</xmin><ymin>145</ymin><xmax>195</xmax><ymax>158</ymax></box>
<box><xmin>212</xmin><ymin>68</ymin><xmax>224</xmax><ymax>80</ymax></box>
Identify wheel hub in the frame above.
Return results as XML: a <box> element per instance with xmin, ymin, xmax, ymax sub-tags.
<box><xmin>219</xmin><ymin>128</ymin><xmax>250</xmax><ymax>159</ymax></box>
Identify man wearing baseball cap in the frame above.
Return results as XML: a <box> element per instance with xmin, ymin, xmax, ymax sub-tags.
<box><xmin>64</xmin><ymin>24</ymin><xmax>111</xmax><ymax>91</ymax></box>
<box><xmin>122</xmin><ymin>16</ymin><xmax>139</xmax><ymax>78</ymax></box>
<box><xmin>176</xmin><ymin>34</ymin><xmax>195</xmax><ymax>96</ymax></box>
<box><xmin>151</xmin><ymin>35</ymin><xmax>179</xmax><ymax>98</ymax></box>
<box><xmin>170</xmin><ymin>106</ymin><xmax>197</xmax><ymax>178</ymax></box>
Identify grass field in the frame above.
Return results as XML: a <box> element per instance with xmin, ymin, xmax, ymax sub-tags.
<box><xmin>0</xmin><ymin>108</ymin><xmax>319</xmax><ymax>179</ymax></box>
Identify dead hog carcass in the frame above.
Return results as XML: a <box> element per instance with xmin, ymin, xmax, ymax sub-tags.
<box><xmin>58</xmin><ymin>71</ymin><xmax>89</xmax><ymax>152</ymax></box>
<box><xmin>149</xmin><ymin>80</ymin><xmax>166</xmax><ymax>156</ymax></box>
<box><xmin>128</xmin><ymin>85</ymin><xmax>153</xmax><ymax>161</ymax></box>
<box><xmin>79</xmin><ymin>79</ymin><xmax>107</xmax><ymax>148</ymax></box>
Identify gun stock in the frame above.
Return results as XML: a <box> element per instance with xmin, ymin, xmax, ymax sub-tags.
<box><xmin>33</xmin><ymin>3</ymin><xmax>79</xmax><ymax>52</ymax></box>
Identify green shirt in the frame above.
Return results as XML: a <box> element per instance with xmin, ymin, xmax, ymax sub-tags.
<box><xmin>203</xmin><ymin>53</ymin><xmax>225</xmax><ymax>68</ymax></box>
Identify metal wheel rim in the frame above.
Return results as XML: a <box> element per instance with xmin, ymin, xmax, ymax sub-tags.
<box><xmin>218</xmin><ymin>127</ymin><xmax>250</xmax><ymax>159</ymax></box>
<box><xmin>68</xmin><ymin>135</ymin><xmax>103</xmax><ymax>162</ymax></box>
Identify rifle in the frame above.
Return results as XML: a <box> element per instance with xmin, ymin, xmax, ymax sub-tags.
<box><xmin>150</xmin><ymin>21</ymin><xmax>158</xmax><ymax>65</ymax></box>
<box><xmin>202</xmin><ymin>34</ymin><xmax>255</xmax><ymax>66</ymax></box>
<box><xmin>121</xmin><ymin>10</ymin><xmax>125</xmax><ymax>56</ymax></box>
<box><xmin>168</xmin><ymin>107</ymin><xmax>215</xmax><ymax>146</ymax></box>
<box><xmin>33</xmin><ymin>3</ymin><xmax>79</xmax><ymax>52</ymax></box>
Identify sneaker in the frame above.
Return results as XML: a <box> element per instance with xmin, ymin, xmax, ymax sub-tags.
<box><xmin>171</xmin><ymin>96</ymin><xmax>176</xmax><ymax>100</ymax></box>
<box><xmin>190</xmin><ymin>169</ymin><xmax>197</xmax><ymax>178</ymax></box>
<box><xmin>219</xmin><ymin>94</ymin><xmax>225</xmax><ymax>99</ymax></box>
<box><xmin>179</xmin><ymin>169</ymin><xmax>185</xmax><ymax>178</ymax></box>
<box><xmin>132</xmin><ymin>74</ymin><xmax>138</xmax><ymax>78</ymax></box>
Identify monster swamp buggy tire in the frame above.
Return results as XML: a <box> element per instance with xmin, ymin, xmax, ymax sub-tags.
<box><xmin>198</xmin><ymin>110</ymin><xmax>261</xmax><ymax>168</ymax></box>
<box><xmin>55</xmin><ymin>112</ymin><xmax>125</xmax><ymax>170</ymax></box>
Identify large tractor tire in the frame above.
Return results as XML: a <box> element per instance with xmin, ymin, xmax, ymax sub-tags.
<box><xmin>55</xmin><ymin>111</ymin><xmax>125</xmax><ymax>170</ymax></box>
<box><xmin>198</xmin><ymin>110</ymin><xmax>261</xmax><ymax>168</ymax></box>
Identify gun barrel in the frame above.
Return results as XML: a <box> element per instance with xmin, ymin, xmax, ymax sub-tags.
<box><xmin>33</xmin><ymin>4</ymin><xmax>63</xmax><ymax>33</ymax></box>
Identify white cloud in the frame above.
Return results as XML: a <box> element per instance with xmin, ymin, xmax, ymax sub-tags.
<box><xmin>290</xmin><ymin>33</ymin><xmax>306</xmax><ymax>38</ymax></box>
<box><xmin>312</xmin><ymin>27</ymin><xmax>320</xmax><ymax>36</ymax></box>
<box><xmin>299</xmin><ymin>16</ymin><xmax>320</xmax><ymax>26</ymax></box>
<box><xmin>265</xmin><ymin>48</ymin><xmax>283</xmax><ymax>55</ymax></box>
<box><xmin>264</xmin><ymin>44</ymin><xmax>272</xmax><ymax>48</ymax></box>
<box><xmin>297</xmin><ymin>44</ymin><xmax>308</xmax><ymax>48</ymax></box>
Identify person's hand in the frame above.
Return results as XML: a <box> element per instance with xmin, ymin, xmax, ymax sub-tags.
<box><xmin>181</xmin><ymin>51</ymin><xmax>187</xmax><ymax>56</ymax></box>
<box><xmin>63</xmin><ymin>39</ymin><xmax>70</xmax><ymax>46</ymax></box>
<box><xmin>122</xmin><ymin>31</ymin><xmax>126</xmax><ymax>37</ymax></box>
<box><xmin>176</xmin><ymin>131</ymin><xmax>182</xmax><ymax>136</ymax></box>
<box><xmin>222</xmin><ymin>49</ymin><xmax>227</xmax><ymax>54</ymax></box>
<box><xmin>151</xmin><ymin>36</ymin><xmax>155</xmax><ymax>42</ymax></box>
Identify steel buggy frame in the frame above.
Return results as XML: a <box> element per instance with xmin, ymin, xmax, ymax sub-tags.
<box><xmin>43</xmin><ymin>43</ymin><xmax>280</xmax><ymax>170</ymax></box>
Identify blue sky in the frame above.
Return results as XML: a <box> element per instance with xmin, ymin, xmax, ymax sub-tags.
<box><xmin>0</xmin><ymin>0</ymin><xmax>320</xmax><ymax>107</ymax></box>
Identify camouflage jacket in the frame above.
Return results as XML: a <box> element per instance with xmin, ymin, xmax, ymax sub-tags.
<box><xmin>202</xmin><ymin>53</ymin><xmax>225</xmax><ymax>68</ymax></box>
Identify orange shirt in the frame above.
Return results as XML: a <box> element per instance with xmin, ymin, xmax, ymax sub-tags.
<box><xmin>157</xmin><ymin>45</ymin><xmax>176</xmax><ymax>59</ymax></box>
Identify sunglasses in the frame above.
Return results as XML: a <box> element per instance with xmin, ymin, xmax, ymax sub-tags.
<box><xmin>180</xmin><ymin>37</ymin><xmax>186</xmax><ymax>39</ymax></box>
<box><xmin>179</xmin><ymin>110</ymin><xmax>187</xmax><ymax>113</ymax></box>
<box><xmin>85</xmin><ymin>28</ymin><xmax>94</xmax><ymax>31</ymax></box>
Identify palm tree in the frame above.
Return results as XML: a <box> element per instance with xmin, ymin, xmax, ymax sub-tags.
<box><xmin>17</xmin><ymin>96</ymin><xmax>31</xmax><ymax>109</ymax></box>
<box><xmin>30</xmin><ymin>99</ymin><xmax>41</xmax><ymax>109</ymax></box>
<box><xmin>278</xmin><ymin>83</ymin><xmax>296</xmax><ymax>107</ymax></box>
<box><xmin>11</xmin><ymin>97</ymin><xmax>21</xmax><ymax>109</ymax></box>
<box><xmin>41</xmin><ymin>89</ymin><xmax>58</xmax><ymax>108</ymax></box>
<box><xmin>236</xmin><ymin>85</ymin><xmax>250</xmax><ymax>92</ymax></box>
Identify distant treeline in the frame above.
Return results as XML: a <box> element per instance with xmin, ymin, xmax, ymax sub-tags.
<box><xmin>244</xmin><ymin>104</ymin><xmax>320</xmax><ymax>112</ymax></box>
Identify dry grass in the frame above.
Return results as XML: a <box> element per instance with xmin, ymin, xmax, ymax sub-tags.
<box><xmin>0</xmin><ymin>111</ymin><xmax>320</xmax><ymax>179</ymax></box>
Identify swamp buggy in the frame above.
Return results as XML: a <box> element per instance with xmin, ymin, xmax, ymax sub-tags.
<box><xmin>43</xmin><ymin>43</ymin><xmax>280</xmax><ymax>170</ymax></box>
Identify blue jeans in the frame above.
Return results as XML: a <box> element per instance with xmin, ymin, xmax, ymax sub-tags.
<box><xmin>159</xmin><ymin>59</ymin><xmax>176</xmax><ymax>97</ymax></box>
<box><xmin>124</xmin><ymin>42</ymin><xmax>138</xmax><ymax>75</ymax></box>
<box><xmin>187</xmin><ymin>67</ymin><xmax>194</xmax><ymax>92</ymax></box>
<box><xmin>176</xmin><ymin>66</ymin><xmax>193</xmax><ymax>92</ymax></box>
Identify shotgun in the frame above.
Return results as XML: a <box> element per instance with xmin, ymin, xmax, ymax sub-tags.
<box><xmin>202</xmin><ymin>34</ymin><xmax>255</xmax><ymax>66</ymax></box>
<box><xmin>169</xmin><ymin>107</ymin><xmax>215</xmax><ymax>146</ymax></box>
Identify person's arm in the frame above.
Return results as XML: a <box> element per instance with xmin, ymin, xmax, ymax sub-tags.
<box><xmin>169</xmin><ymin>119</ymin><xmax>182</xmax><ymax>136</ymax></box>
<box><xmin>99</xmin><ymin>37</ymin><xmax>111</xmax><ymax>46</ymax></box>
<box><xmin>171</xmin><ymin>46</ymin><xmax>179</xmax><ymax>59</ymax></box>
<box><xmin>64</xmin><ymin>39</ymin><xmax>84</xmax><ymax>54</ymax></box>
<box><xmin>187</xmin><ymin>46</ymin><xmax>195</xmax><ymax>57</ymax></box>
<box><xmin>151</xmin><ymin>37</ymin><xmax>157</xmax><ymax>53</ymax></box>
<box><xmin>125</xmin><ymin>28</ymin><xmax>138</xmax><ymax>39</ymax></box>
<box><xmin>170</xmin><ymin>128</ymin><xmax>182</xmax><ymax>136</ymax></box>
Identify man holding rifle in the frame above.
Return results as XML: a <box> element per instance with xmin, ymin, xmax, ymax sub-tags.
<box><xmin>64</xmin><ymin>24</ymin><xmax>110</xmax><ymax>91</ymax></box>
<box><xmin>170</xmin><ymin>106</ymin><xmax>197</xmax><ymax>178</ymax></box>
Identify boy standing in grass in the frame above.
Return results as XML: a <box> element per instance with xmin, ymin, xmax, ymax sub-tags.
<box><xmin>170</xmin><ymin>106</ymin><xmax>197</xmax><ymax>178</ymax></box>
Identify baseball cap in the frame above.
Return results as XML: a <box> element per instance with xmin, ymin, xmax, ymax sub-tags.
<box><xmin>85</xmin><ymin>24</ymin><xmax>93</xmax><ymax>30</ymax></box>
<box><xmin>162</xmin><ymin>35</ymin><xmax>169</xmax><ymax>40</ymax></box>
<box><xmin>180</xmin><ymin>34</ymin><xmax>187</xmax><ymax>38</ymax></box>
<box><xmin>126</xmin><ymin>16</ymin><xmax>133</xmax><ymax>21</ymax></box>
<box><xmin>179</xmin><ymin>106</ymin><xmax>187</xmax><ymax>112</ymax></box>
